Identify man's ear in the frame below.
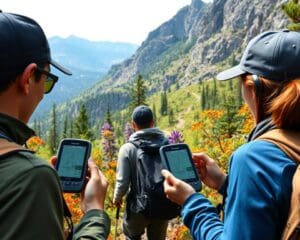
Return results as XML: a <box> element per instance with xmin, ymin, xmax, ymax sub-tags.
<box><xmin>18</xmin><ymin>63</ymin><xmax>37</xmax><ymax>94</ymax></box>
<box><xmin>150</xmin><ymin>119</ymin><xmax>155</xmax><ymax>127</ymax></box>
<box><xmin>131</xmin><ymin>121</ymin><xmax>137</xmax><ymax>131</ymax></box>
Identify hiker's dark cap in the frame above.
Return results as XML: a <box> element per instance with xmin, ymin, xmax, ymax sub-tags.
<box><xmin>0</xmin><ymin>11</ymin><xmax>72</xmax><ymax>75</ymax></box>
<box><xmin>132</xmin><ymin>105</ymin><xmax>154</xmax><ymax>126</ymax></box>
<box><xmin>216</xmin><ymin>30</ymin><xmax>300</xmax><ymax>82</ymax></box>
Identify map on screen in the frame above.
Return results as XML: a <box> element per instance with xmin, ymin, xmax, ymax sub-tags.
<box><xmin>166</xmin><ymin>149</ymin><xmax>195</xmax><ymax>179</ymax></box>
<box><xmin>57</xmin><ymin>145</ymin><xmax>86</xmax><ymax>178</ymax></box>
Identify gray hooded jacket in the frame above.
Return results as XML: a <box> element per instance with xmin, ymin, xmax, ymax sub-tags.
<box><xmin>113</xmin><ymin>127</ymin><xmax>168</xmax><ymax>203</ymax></box>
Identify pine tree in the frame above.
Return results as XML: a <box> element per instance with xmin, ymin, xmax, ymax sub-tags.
<box><xmin>69</xmin><ymin>118</ymin><xmax>74</xmax><ymax>138</ymax></box>
<box><xmin>282</xmin><ymin>0</ymin><xmax>300</xmax><ymax>31</ymax></box>
<box><xmin>48</xmin><ymin>104</ymin><xmax>58</xmax><ymax>154</ymax></box>
<box><xmin>217</xmin><ymin>94</ymin><xmax>244</xmax><ymax>138</ymax></box>
<box><xmin>168</xmin><ymin>108</ymin><xmax>174</xmax><ymax>125</ymax></box>
<box><xmin>205</xmin><ymin>84</ymin><xmax>210</xmax><ymax>109</ymax></box>
<box><xmin>129</xmin><ymin>74</ymin><xmax>147</xmax><ymax>112</ymax></box>
<box><xmin>74</xmin><ymin>104</ymin><xmax>93</xmax><ymax>140</ymax></box>
<box><xmin>228</xmin><ymin>79</ymin><xmax>233</xmax><ymax>91</ymax></box>
<box><xmin>36</xmin><ymin>120</ymin><xmax>41</xmax><ymax>137</ymax></box>
<box><xmin>237</xmin><ymin>80</ymin><xmax>243</xmax><ymax>107</ymax></box>
<box><xmin>160</xmin><ymin>91</ymin><xmax>168</xmax><ymax>115</ymax></box>
<box><xmin>212</xmin><ymin>78</ymin><xmax>218</xmax><ymax>109</ymax></box>
<box><xmin>62</xmin><ymin>115</ymin><xmax>68</xmax><ymax>139</ymax></box>
<box><xmin>105</xmin><ymin>105</ymin><xmax>113</xmax><ymax>127</ymax></box>
<box><xmin>164</xmin><ymin>91</ymin><xmax>168</xmax><ymax>115</ymax></box>
<box><xmin>160</xmin><ymin>92</ymin><xmax>165</xmax><ymax>115</ymax></box>
<box><xmin>201</xmin><ymin>85</ymin><xmax>206</xmax><ymax>110</ymax></box>
<box><xmin>33</xmin><ymin>119</ymin><xmax>37</xmax><ymax>134</ymax></box>
<box><xmin>152</xmin><ymin>103</ymin><xmax>157</xmax><ymax>120</ymax></box>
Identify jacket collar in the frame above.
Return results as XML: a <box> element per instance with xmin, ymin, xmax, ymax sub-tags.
<box><xmin>247</xmin><ymin>117</ymin><xmax>276</xmax><ymax>141</ymax></box>
<box><xmin>0</xmin><ymin>112</ymin><xmax>35</xmax><ymax>145</ymax></box>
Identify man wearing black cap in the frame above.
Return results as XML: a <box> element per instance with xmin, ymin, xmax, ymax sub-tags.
<box><xmin>0</xmin><ymin>11</ymin><xmax>110</xmax><ymax>239</ymax></box>
<box><xmin>113</xmin><ymin>105</ymin><xmax>170</xmax><ymax>240</ymax></box>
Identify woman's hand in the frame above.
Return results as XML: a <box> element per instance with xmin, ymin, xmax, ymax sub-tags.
<box><xmin>161</xmin><ymin>169</ymin><xmax>195</xmax><ymax>206</ymax></box>
<box><xmin>193</xmin><ymin>153</ymin><xmax>227</xmax><ymax>191</ymax></box>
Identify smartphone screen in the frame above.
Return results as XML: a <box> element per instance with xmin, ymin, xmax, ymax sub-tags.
<box><xmin>57</xmin><ymin>144</ymin><xmax>88</xmax><ymax>179</ymax></box>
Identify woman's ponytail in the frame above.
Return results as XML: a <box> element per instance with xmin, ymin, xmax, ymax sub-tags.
<box><xmin>269</xmin><ymin>79</ymin><xmax>300</xmax><ymax>130</ymax></box>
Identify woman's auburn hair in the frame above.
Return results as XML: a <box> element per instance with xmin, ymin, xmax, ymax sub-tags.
<box><xmin>243</xmin><ymin>75</ymin><xmax>300</xmax><ymax>130</ymax></box>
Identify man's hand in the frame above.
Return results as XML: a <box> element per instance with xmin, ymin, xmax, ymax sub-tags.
<box><xmin>80</xmin><ymin>158</ymin><xmax>108</xmax><ymax>213</ymax></box>
<box><xmin>113</xmin><ymin>199</ymin><xmax>123</xmax><ymax>208</ymax></box>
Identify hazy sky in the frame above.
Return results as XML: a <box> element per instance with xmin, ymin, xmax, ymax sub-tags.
<box><xmin>1</xmin><ymin>0</ymin><xmax>212</xmax><ymax>44</ymax></box>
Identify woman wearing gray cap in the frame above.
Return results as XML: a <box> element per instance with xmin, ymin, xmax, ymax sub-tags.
<box><xmin>162</xmin><ymin>30</ymin><xmax>300</xmax><ymax>240</ymax></box>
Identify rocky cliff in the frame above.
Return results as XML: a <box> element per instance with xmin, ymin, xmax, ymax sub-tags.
<box><xmin>57</xmin><ymin>0</ymin><xmax>289</xmax><ymax>124</ymax></box>
<box><xmin>104</xmin><ymin>0</ymin><xmax>288</xmax><ymax>88</ymax></box>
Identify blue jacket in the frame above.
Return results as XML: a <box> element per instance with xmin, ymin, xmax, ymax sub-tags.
<box><xmin>182</xmin><ymin>139</ymin><xmax>297</xmax><ymax>239</ymax></box>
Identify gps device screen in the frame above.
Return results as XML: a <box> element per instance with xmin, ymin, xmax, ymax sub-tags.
<box><xmin>57</xmin><ymin>145</ymin><xmax>87</xmax><ymax>179</ymax></box>
<box><xmin>165</xmin><ymin>149</ymin><xmax>196</xmax><ymax>179</ymax></box>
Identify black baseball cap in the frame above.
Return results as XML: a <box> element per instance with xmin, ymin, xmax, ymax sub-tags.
<box><xmin>132</xmin><ymin>105</ymin><xmax>154</xmax><ymax>126</ymax></box>
<box><xmin>0</xmin><ymin>10</ymin><xmax>72</xmax><ymax>75</ymax></box>
<box><xmin>216</xmin><ymin>30</ymin><xmax>300</xmax><ymax>82</ymax></box>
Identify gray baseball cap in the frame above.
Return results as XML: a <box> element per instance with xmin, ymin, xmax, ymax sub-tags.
<box><xmin>216</xmin><ymin>30</ymin><xmax>300</xmax><ymax>82</ymax></box>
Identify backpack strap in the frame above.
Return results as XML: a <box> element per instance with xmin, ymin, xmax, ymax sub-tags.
<box><xmin>0</xmin><ymin>137</ymin><xmax>33</xmax><ymax>157</ymax></box>
<box><xmin>258</xmin><ymin>129</ymin><xmax>300</xmax><ymax>240</ymax></box>
<box><xmin>257</xmin><ymin>129</ymin><xmax>300</xmax><ymax>164</ymax></box>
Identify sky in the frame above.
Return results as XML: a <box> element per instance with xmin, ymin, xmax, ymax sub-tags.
<box><xmin>1</xmin><ymin>0</ymin><xmax>212</xmax><ymax>44</ymax></box>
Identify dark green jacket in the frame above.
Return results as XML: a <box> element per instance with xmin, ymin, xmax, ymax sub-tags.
<box><xmin>0</xmin><ymin>113</ymin><xmax>110</xmax><ymax>239</ymax></box>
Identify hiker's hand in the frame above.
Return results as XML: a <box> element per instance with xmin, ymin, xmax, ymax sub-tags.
<box><xmin>193</xmin><ymin>153</ymin><xmax>227</xmax><ymax>191</ymax></box>
<box><xmin>81</xmin><ymin>158</ymin><xmax>108</xmax><ymax>213</ymax></box>
<box><xmin>114</xmin><ymin>199</ymin><xmax>123</xmax><ymax>208</ymax></box>
<box><xmin>49</xmin><ymin>156</ymin><xmax>57</xmax><ymax>168</ymax></box>
<box><xmin>162</xmin><ymin>169</ymin><xmax>195</xmax><ymax>206</ymax></box>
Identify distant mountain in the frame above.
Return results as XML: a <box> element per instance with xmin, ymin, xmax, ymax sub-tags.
<box><xmin>58</xmin><ymin>0</ymin><xmax>287</xmax><ymax>125</ymax></box>
<box><xmin>32</xmin><ymin>36</ymin><xmax>138</xmax><ymax>119</ymax></box>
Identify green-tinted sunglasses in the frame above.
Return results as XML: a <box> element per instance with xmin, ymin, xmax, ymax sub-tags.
<box><xmin>36</xmin><ymin>67</ymin><xmax>59</xmax><ymax>94</ymax></box>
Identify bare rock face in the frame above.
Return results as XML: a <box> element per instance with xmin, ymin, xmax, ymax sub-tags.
<box><xmin>76</xmin><ymin>0</ymin><xmax>289</xmax><ymax>122</ymax></box>
<box><xmin>107</xmin><ymin>0</ymin><xmax>288</xmax><ymax>87</ymax></box>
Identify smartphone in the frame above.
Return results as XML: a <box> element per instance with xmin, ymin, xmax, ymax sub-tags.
<box><xmin>55</xmin><ymin>138</ymin><xmax>91</xmax><ymax>193</ymax></box>
<box><xmin>160</xmin><ymin>143</ymin><xmax>201</xmax><ymax>191</ymax></box>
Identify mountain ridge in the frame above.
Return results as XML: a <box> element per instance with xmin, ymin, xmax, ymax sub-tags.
<box><xmin>31</xmin><ymin>36</ymin><xmax>138</xmax><ymax>119</ymax></box>
<box><xmin>37</xmin><ymin>0</ymin><xmax>289</xmax><ymax>132</ymax></box>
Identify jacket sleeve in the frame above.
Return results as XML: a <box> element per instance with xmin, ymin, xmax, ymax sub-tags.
<box><xmin>182</xmin><ymin>141</ymin><xmax>296</xmax><ymax>240</ymax></box>
<box><xmin>113</xmin><ymin>144</ymin><xmax>132</xmax><ymax>202</ymax></box>
<box><xmin>73</xmin><ymin>209</ymin><xmax>111</xmax><ymax>240</ymax></box>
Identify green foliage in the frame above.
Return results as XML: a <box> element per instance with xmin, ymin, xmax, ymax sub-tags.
<box><xmin>168</xmin><ymin>107</ymin><xmax>175</xmax><ymax>125</ymax></box>
<box><xmin>160</xmin><ymin>91</ymin><xmax>168</xmax><ymax>115</ymax></box>
<box><xmin>105</xmin><ymin>106</ymin><xmax>113</xmax><ymax>127</ymax></box>
<box><xmin>282</xmin><ymin>0</ymin><xmax>300</xmax><ymax>31</ymax></box>
<box><xmin>217</xmin><ymin>94</ymin><xmax>245</xmax><ymax>139</ymax></box>
<box><xmin>74</xmin><ymin>103</ymin><xmax>93</xmax><ymax>140</ymax></box>
<box><xmin>48</xmin><ymin>104</ymin><xmax>58</xmax><ymax>154</ymax></box>
<box><xmin>129</xmin><ymin>74</ymin><xmax>148</xmax><ymax>112</ymax></box>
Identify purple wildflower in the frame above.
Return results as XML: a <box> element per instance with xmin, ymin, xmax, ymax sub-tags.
<box><xmin>101</xmin><ymin>122</ymin><xmax>113</xmax><ymax>132</ymax></box>
<box><xmin>124</xmin><ymin>122</ymin><xmax>134</xmax><ymax>141</ymax></box>
<box><xmin>168</xmin><ymin>130</ymin><xmax>184</xmax><ymax>144</ymax></box>
<box><xmin>101</xmin><ymin>122</ymin><xmax>117</xmax><ymax>162</ymax></box>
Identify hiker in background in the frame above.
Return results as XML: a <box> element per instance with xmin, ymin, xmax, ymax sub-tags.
<box><xmin>113</xmin><ymin>105</ymin><xmax>176</xmax><ymax>240</ymax></box>
<box><xmin>162</xmin><ymin>29</ymin><xmax>300</xmax><ymax>239</ymax></box>
<box><xmin>0</xmin><ymin>11</ymin><xmax>110</xmax><ymax>239</ymax></box>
